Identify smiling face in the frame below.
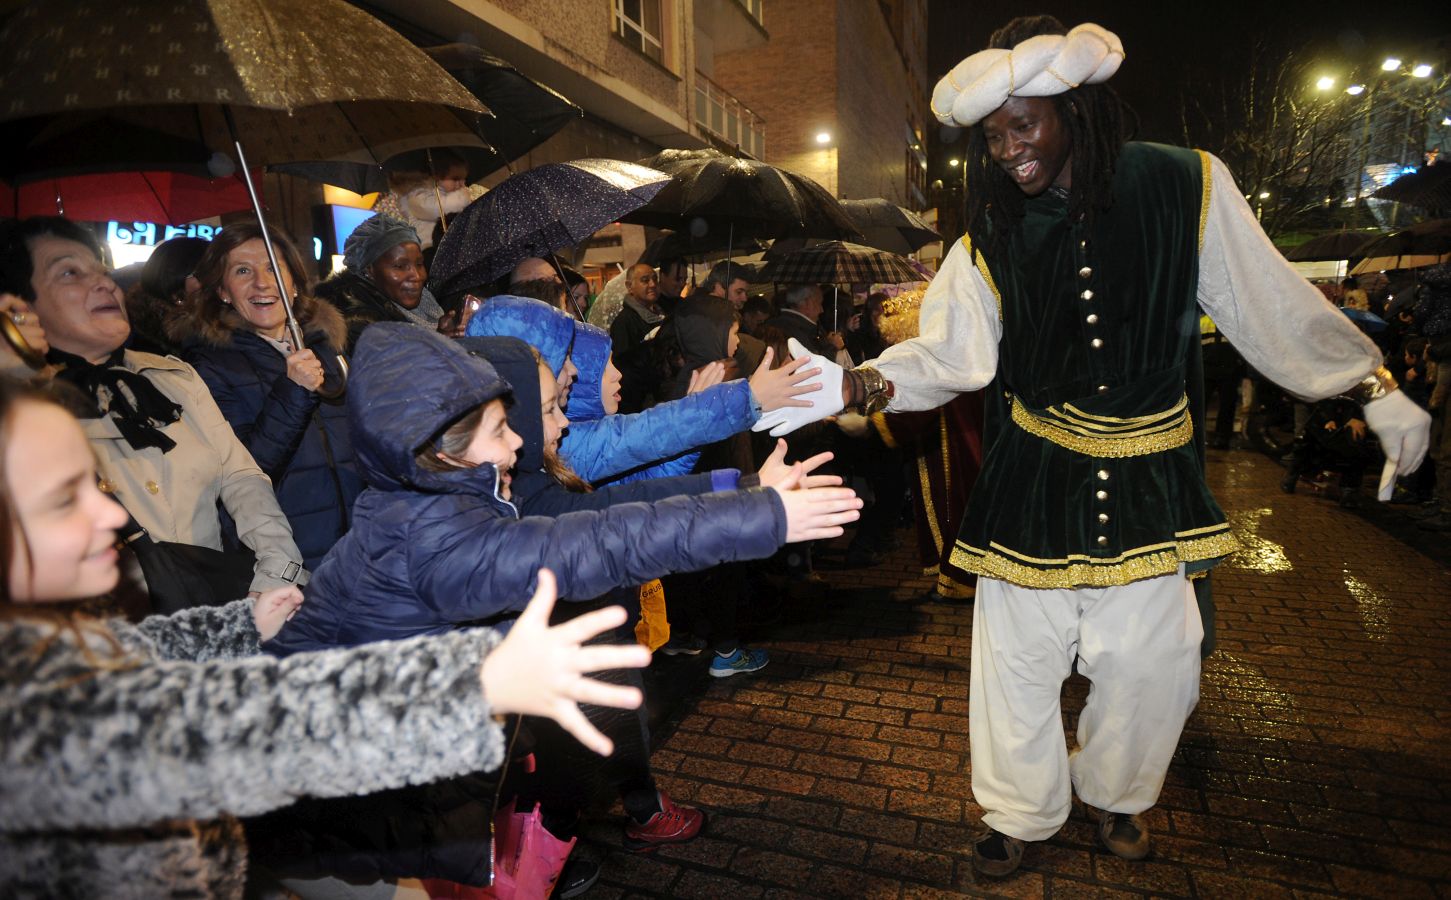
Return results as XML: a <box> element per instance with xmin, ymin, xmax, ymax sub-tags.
<box><xmin>455</xmin><ymin>398</ymin><xmax>523</xmax><ymax>499</ymax></box>
<box><xmin>600</xmin><ymin>356</ymin><xmax>623</xmax><ymax>415</ymax></box>
<box><xmin>367</xmin><ymin>242</ymin><xmax>427</xmax><ymax>309</ymax></box>
<box><xmin>28</xmin><ymin>236</ymin><xmax>129</xmax><ymax>363</ymax></box>
<box><xmin>556</xmin><ymin>356</ymin><xmax>579</xmax><ymax>407</ymax></box>
<box><xmin>626</xmin><ymin>264</ymin><xmax>659</xmax><ymax>305</ymax></box>
<box><xmin>981</xmin><ymin>96</ymin><xmax>1073</xmax><ymax>196</ymax></box>
<box><xmin>218</xmin><ymin>238</ymin><xmax>297</xmax><ymax>341</ymax></box>
<box><xmin>727</xmin><ymin>320</ymin><xmax>741</xmax><ymax>358</ymax></box>
<box><xmin>5</xmin><ymin>400</ymin><xmax>130</xmax><ymax>602</ymax></box>
<box><xmin>538</xmin><ymin>361</ymin><xmax>570</xmax><ymax>454</ymax></box>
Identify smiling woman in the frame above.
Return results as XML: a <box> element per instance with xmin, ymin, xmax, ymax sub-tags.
<box><xmin>315</xmin><ymin>213</ymin><xmax>446</xmax><ymax>353</ymax></box>
<box><xmin>0</xmin><ymin>216</ymin><xmax>308</xmax><ymax>609</ymax></box>
<box><xmin>168</xmin><ymin>223</ymin><xmax>363</xmax><ymax>571</ymax></box>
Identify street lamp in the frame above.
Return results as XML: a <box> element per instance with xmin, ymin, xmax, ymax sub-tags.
<box><xmin>1382</xmin><ymin>57</ymin><xmax>1402</xmax><ymax>71</ymax></box>
<box><xmin>815</xmin><ymin>131</ymin><xmax>832</xmax><ymax>145</ymax></box>
<box><xmin>1316</xmin><ymin>75</ymin><xmax>1336</xmax><ymax>91</ymax></box>
<box><xmin>1345</xmin><ymin>84</ymin><xmax>1365</xmax><ymax>96</ymax></box>
<box><xmin>1412</xmin><ymin>64</ymin><xmax>1433</xmax><ymax>78</ymax></box>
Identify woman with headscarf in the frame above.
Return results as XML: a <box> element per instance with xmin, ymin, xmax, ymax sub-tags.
<box><xmin>314</xmin><ymin>214</ymin><xmax>443</xmax><ymax>352</ymax></box>
<box><xmin>169</xmin><ymin>222</ymin><xmax>362</xmax><ymax>571</ymax></box>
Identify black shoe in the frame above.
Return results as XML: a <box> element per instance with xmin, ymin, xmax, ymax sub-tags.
<box><xmin>1408</xmin><ymin>502</ymin><xmax>1445</xmax><ymax>520</ymax></box>
<box><xmin>1418</xmin><ymin>513</ymin><xmax>1451</xmax><ymax>532</ymax></box>
<box><xmin>1280</xmin><ymin>473</ymin><xmax>1298</xmax><ymax>494</ymax></box>
<box><xmin>972</xmin><ymin>829</ymin><xmax>1026</xmax><ymax>877</ymax></box>
<box><xmin>1207</xmin><ymin>434</ymin><xmax>1231</xmax><ymax>450</ymax></box>
<box><xmin>1338</xmin><ymin>488</ymin><xmax>1362</xmax><ymax>510</ymax></box>
<box><xmin>840</xmin><ymin>548</ymin><xmax>885</xmax><ymax>569</ymax></box>
<box><xmin>552</xmin><ymin>857</ymin><xmax>599</xmax><ymax>898</ymax></box>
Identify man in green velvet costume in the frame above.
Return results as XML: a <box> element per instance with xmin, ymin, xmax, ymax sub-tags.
<box><xmin>755</xmin><ymin>15</ymin><xmax>1431</xmax><ymax>877</ymax></box>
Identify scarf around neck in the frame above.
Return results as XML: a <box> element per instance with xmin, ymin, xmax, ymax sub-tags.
<box><xmin>49</xmin><ymin>347</ymin><xmax>183</xmax><ymax>453</ymax></box>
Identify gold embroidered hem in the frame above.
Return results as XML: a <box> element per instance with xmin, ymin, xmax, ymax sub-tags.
<box><xmin>1196</xmin><ymin>149</ymin><xmax>1212</xmax><ymax>251</ymax></box>
<box><xmin>949</xmin><ymin>528</ymin><xmax>1241</xmax><ymax>589</ymax></box>
<box><xmin>1010</xmin><ymin>395</ymin><xmax>1194</xmax><ymax>458</ymax></box>
<box><xmin>959</xmin><ymin>234</ymin><xmax>1003</xmax><ymax>321</ymax></box>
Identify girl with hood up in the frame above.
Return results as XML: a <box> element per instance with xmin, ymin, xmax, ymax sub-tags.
<box><xmin>0</xmin><ymin>378</ymin><xmax>651</xmax><ymax>898</ymax></box>
<box><xmin>266</xmin><ymin>319</ymin><xmax>858</xmax><ymax>793</ymax></box>
<box><xmin>466</xmin><ymin>294</ymin><xmax>820</xmax><ymax>484</ymax></box>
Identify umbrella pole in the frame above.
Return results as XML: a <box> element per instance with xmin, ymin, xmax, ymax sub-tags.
<box><xmin>228</xmin><ymin>133</ymin><xmax>306</xmax><ymax>353</ymax></box>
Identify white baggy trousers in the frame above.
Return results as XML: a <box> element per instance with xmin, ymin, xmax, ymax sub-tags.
<box><xmin>969</xmin><ymin>572</ymin><xmax>1203</xmax><ymax>842</ymax></box>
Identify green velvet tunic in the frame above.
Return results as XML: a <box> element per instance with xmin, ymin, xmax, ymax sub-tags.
<box><xmin>950</xmin><ymin>142</ymin><xmax>1240</xmax><ymax>589</ymax></box>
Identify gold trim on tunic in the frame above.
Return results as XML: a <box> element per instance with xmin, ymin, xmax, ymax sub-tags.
<box><xmin>959</xmin><ymin>234</ymin><xmax>1003</xmax><ymax>321</ymax></box>
<box><xmin>1196</xmin><ymin>149</ymin><xmax>1212</xmax><ymax>252</ymax></box>
<box><xmin>1010</xmin><ymin>395</ymin><xmax>1194</xmax><ymax>458</ymax></box>
<box><xmin>949</xmin><ymin>527</ymin><xmax>1240</xmax><ymax>589</ymax></box>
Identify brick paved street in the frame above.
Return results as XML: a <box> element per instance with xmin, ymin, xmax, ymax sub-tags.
<box><xmin>582</xmin><ymin>449</ymin><xmax>1451</xmax><ymax>898</ymax></box>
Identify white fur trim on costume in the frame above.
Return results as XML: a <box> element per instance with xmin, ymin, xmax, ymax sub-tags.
<box><xmin>930</xmin><ymin>23</ymin><xmax>1124</xmax><ymax>127</ymax></box>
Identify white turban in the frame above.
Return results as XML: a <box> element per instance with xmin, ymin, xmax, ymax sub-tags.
<box><xmin>931</xmin><ymin>23</ymin><xmax>1124</xmax><ymax>127</ymax></box>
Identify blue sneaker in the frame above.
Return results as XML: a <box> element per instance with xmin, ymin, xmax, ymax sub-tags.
<box><xmin>709</xmin><ymin>647</ymin><xmax>769</xmax><ymax>678</ymax></box>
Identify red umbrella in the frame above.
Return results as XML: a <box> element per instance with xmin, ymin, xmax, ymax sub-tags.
<box><xmin>0</xmin><ymin>171</ymin><xmax>256</xmax><ymax>225</ymax></box>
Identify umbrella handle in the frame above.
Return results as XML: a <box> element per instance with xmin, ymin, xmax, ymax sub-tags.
<box><xmin>227</xmin><ymin>122</ymin><xmax>309</xmax><ymax>357</ymax></box>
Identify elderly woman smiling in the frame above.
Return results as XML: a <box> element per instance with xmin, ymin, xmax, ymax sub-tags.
<box><xmin>0</xmin><ymin>217</ymin><xmax>306</xmax><ymax>603</ymax></box>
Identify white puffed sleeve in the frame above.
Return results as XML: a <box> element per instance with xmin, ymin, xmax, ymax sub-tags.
<box><xmin>869</xmin><ymin>237</ymin><xmax>1002</xmax><ymax>411</ymax></box>
<box><xmin>1196</xmin><ymin>153</ymin><xmax>1381</xmax><ymax>401</ymax></box>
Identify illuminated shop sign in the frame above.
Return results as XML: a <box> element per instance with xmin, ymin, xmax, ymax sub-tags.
<box><xmin>105</xmin><ymin>221</ymin><xmax>222</xmax><ymax>246</ymax></box>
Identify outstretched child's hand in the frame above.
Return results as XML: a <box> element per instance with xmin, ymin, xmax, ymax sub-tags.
<box><xmin>756</xmin><ymin>438</ymin><xmax>841</xmax><ymax>490</ymax></box>
<box><xmin>771</xmin><ymin>470</ymin><xmax>862</xmax><ymax>543</ymax></box>
<box><xmin>253</xmin><ymin>586</ymin><xmax>304</xmax><ymax>642</ymax></box>
<box><xmin>481</xmin><ymin>570</ymin><xmax>651</xmax><ymax>756</ymax></box>
<box><xmin>687</xmin><ymin>361</ymin><xmax>727</xmax><ymax>395</ymax></box>
<box><xmin>748</xmin><ymin>347</ymin><xmax>821</xmax><ymax>412</ymax></box>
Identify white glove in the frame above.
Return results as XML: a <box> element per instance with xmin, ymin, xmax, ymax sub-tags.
<box><xmin>1362</xmin><ymin>389</ymin><xmax>1432</xmax><ymax>501</ymax></box>
<box><xmin>752</xmin><ymin>338</ymin><xmax>845</xmax><ymax>437</ymax></box>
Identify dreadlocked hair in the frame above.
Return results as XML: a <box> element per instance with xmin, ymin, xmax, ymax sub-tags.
<box><xmin>963</xmin><ymin>15</ymin><xmax>1130</xmax><ymax>261</ymax></box>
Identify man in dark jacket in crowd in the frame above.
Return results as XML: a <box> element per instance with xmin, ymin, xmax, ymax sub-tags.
<box><xmin>764</xmin><ymin>283</ymin><xmax>843</xmax><ymax>358</ymax></box>
<box><xmin>611</xmin><ymin>263</ymin><xmax>666</xmax><ymax>412</ymax></box>
<box><xmin>656</xmin><ymin>257</ymin><xmax>689</xmax><ymax>315</ymax></box>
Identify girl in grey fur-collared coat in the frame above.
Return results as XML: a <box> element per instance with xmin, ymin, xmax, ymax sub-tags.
<box><xmin>0</xmin><ymin>599</ymin><xmax>506</xmax><ymax>899</ymax></box>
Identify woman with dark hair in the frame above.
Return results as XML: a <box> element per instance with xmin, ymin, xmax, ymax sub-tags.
<box><xmin>169</xmin><ymin>222</ymin><xmax>361</xmax><ymax>570</ymax></box>
<box><xmin>0</xmin><ymin>216</ymin><xmax>306</xmax><ymax>605</ymax></box>
<box><xmin>0</xmin><ymin>377</ymin><xmax>651</xmax><ymax>897</ymax></box>
<box><xmin>124</xmin><ymin>236</ymin><xmax>208</xmax><ymax>356</ymax></box>
<box><xmin>315</xmin><ymin>213</ymin><xmax>441</xmax><ymax>352</ymax></box>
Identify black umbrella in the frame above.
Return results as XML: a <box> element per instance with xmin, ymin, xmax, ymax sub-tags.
<box><xmin>428</xmin><ymin>159</ymin><xmax>670</xmax><ymax>300</ymax></box>
<box><xmin>1282</xmin><ymin>231</ymin><xmax>1382</xmax><ymax>262</ymax></box>
<box><xmin>1371</xmin><ymin>161</ymin><xmax>1451</xmax><ymax>214</ymax></box>
<box><xmin>1351</xmin><ymin>219</ymin><xmax>1451</xmax><ymax>273</ymax></box>
<box><xmin>638</xmin><ymin>148</ymin><xmax>731</xmax><ymax>172</ymax></box>
<box><xmin>270</xmin><ymin>44</ymin><xmax>584</xmax><ymax>194</ymax></box>
<box><xmin>638</xmin><ymin>229</ymin><xmax>765</xmax><ymax>265</ymax></box>
<box><xmin>841</xmin><ymin>199</ymin><xmax>941</xmax><ymax>254</ymax></box>
<box><xmin>0</xmin><ymin>0</ymin><xmax>488</xmax><ymax>355</ymax></box>
<box><xmin>622</xmin><ymin>156</ymin><xmax>860</xmax><ymax>243</ymax></box>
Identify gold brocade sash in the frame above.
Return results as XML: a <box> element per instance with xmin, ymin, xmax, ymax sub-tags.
<box><xmin>1010</xmin><ymin>394</ymin><xmax>1193</xmax><ymax>458</ymax></box>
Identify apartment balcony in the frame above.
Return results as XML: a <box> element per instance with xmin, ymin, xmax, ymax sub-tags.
<box><xmin>693</xmin><ymin>0</ymin><xmax>767</xmax><ymax>55</ymax></box>
<box><xmin>694</xmin><ymin>70</ymin><xmax>765</xmax><ymax>159</ymax></box>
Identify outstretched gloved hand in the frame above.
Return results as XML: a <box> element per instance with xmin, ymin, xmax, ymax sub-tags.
<box><xmin>752</xmin><ymin>338</ymin><xmax>845</xmax><ymax>437</ymax></box>
<box><xmin>1363</xmin><ymin>390</ymin><xmax>1432</xmax><ymax>501</ymax></box>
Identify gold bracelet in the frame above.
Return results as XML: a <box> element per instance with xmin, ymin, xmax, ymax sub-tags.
<box><xmin>1343</xmin><ymin>365</ymin><xmax>1398</xmax><ymax>405</ymax></box>
<box><xmin>0</xmin><ymin>314</ymin><xmax>46</xmax><ymax>370</ymax></box>
<box><xmin>853</xmin><ymin>366</ymin><xmax>891</xmax><ymax>415</ymax></box>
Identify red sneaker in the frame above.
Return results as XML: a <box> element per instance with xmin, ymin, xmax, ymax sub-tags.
<box><xmin>622</xmin><ymin>792</ymin><xmax>706</xmax><ymax>852</ymax></box>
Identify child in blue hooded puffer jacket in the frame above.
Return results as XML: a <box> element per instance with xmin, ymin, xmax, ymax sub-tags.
<box><xmin>465</xmin><ymin>294</ymin><xmax>821</xmax><ymax>484</ymax></box>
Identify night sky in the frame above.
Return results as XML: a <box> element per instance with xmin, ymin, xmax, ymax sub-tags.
<box><xmin>926</xmin><ymin>1</ymin><xmax>1442</xmax><ymax>144</ymax></box>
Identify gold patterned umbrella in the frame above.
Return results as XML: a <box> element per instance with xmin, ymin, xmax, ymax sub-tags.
<box><xmin>0</xmin><ymin>0</ymin><xmax>490</xmax><ymax>351</ymax></box>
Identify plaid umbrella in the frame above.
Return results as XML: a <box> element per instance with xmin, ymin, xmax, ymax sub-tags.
<box><xmin>428</xmin><ymin>159</ymin><xmax>669</xmax><ymax>299</ymax></box>
<box><xmin>761</xmin><ymin>241</ymin><xmax>924</xmax><ymax>286</ymax></box>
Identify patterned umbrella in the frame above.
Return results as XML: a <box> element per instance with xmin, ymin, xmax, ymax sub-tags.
<box><xmin>1372</xmin><ymin>162</ymin><xmax>1451</xmax><ymax>214</ymax></box>
<box><xmin>841</xmin><ymin>199</ymin><xmax>941</xmax><ymax>254</ymax></box>
<box><xmin>760</xmin><ymin>241</ymin><xmax>925</xmax><ymax>286</ymax></box>
<box><xmin>428</xmin><ymin>159</ymin><xmax>670</xmax><ymax>300</ymax></box>
<box><xmin>0</xmin><ymin>0</ymin><xmax>489</xmax><ymax>351</ymax></box>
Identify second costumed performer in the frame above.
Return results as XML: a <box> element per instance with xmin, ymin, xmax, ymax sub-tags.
<box><xmin>755</xmin><ymin>15</ymin><xmax>1431</xmax><ymax>877</ymax></box>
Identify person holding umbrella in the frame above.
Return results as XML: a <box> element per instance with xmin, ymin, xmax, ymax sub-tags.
<box><xmin>315</xmin><ymin>214</ymin><xmax>443</xmax><ymax>352</ymax></box>
<box><xmin>755</xmin><ymin>16</ymin><xmax>1431</xmax><ymax>876</ymax></box>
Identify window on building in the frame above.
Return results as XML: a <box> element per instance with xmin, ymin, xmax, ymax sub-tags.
<box><xmin>614</xmin><ymin>0</ymin><xmax>664</xmax><ymax>64</ymax></box>
<box><xmin>906</xmin><ymin>120</ymin><xmax>928</xmax><ymax>209</ymax></box>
